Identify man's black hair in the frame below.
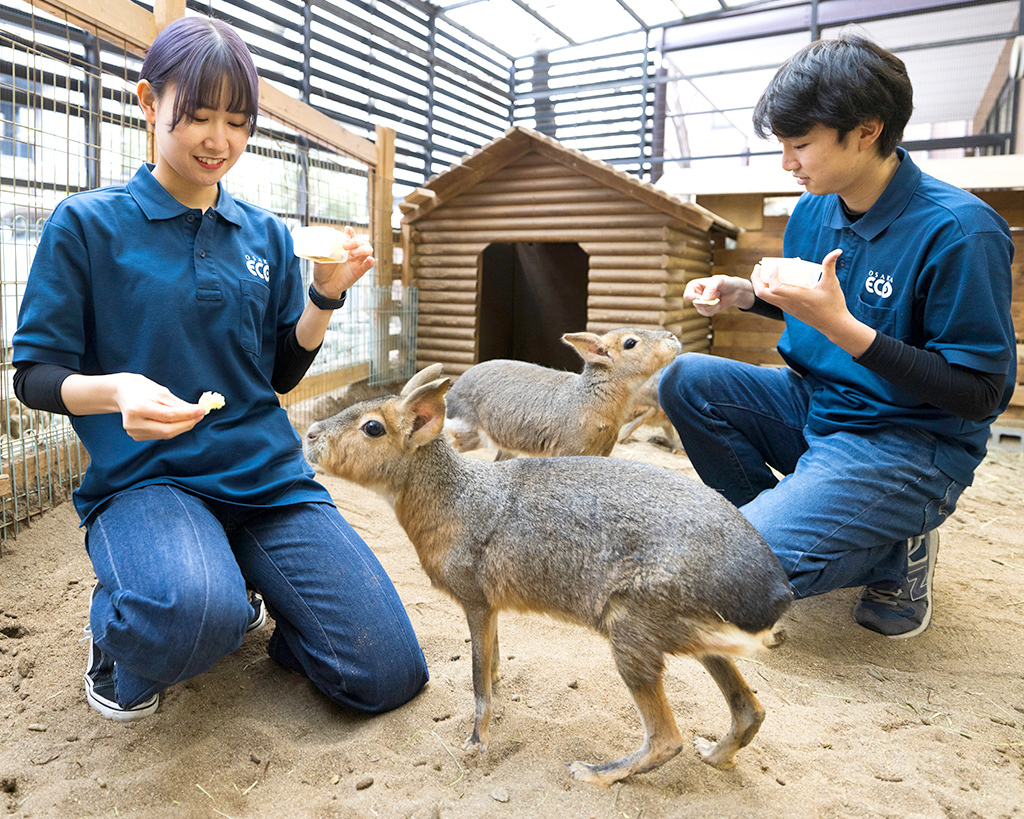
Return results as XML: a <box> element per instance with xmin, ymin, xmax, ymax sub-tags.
<box><xmin>752</xmin><ymin>32</ymin><xmax>913</xmax><ymax>156</ymax></box>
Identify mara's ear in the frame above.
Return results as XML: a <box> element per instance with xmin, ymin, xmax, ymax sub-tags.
<box><xmin>562</xmin><ymin>332</ymin><xmax>613</xmax><ymax>366</ymax></box>
<box><xmin>401</xmin><ymin>363</ymin><xmax>444</xmax><ymax>396</ymax></box>
<box><xmin>399</xmin><ymin>378</ymin><xmax>451</xmax><ymax>447</ymax></box>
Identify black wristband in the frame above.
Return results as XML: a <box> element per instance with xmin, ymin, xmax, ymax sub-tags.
<box><xmin>308</xmin><ymin>283</ymin><xmax>347</xmax><ymax>311</ymax></box>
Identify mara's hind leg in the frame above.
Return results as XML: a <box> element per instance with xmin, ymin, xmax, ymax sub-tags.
<box><xmin>693</xmin><ymin>654</ymin><xmax>765</xmax><ymax>770</ymax></box>
<box><xmin>445</xmin><ymin>424</ymin><xmax>482</xmax><ymax>454</ymax></box>
<box><xmin>568</xmin><ymin>636</ymin><xmax>683</xmax><ymax>787</ymax></box>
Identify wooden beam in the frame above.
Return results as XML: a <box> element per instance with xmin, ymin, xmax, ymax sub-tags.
<box><xmin>419</xmin><ymin>290</ymin><xmax>477</xmax><ymax>304</ymax></box>
<box><xmin>416</xmin><ymin>278</ymin><xmax>477</xmax><ymax>291</ymax></box>
<box><xmin>413</xmin><ymin>213</ymin><xmax>678</xmax><ymax>233</ymax></box>
<box><xmin>411</xmin><ymin>255</ymin><xmax>480</xmax><ymax>268</ymax></box>
<box><xmin>430</xmin><ymin>201</ymin><xmax>654</xmax><ymax>220</ymax></box>
<box><xmin>32</xmin><ymin>2</ymin><xmax>379</xmax><ymax>169</ymax></box>
<box><xmin>413</xmin><ymin>227</ymin><xmax>693</xmax><ymax>244</ymax></box>
<box><xmin>450</xmin><ymin>187</ymin><xmax>628</xmax><ymax>208</ymax></box>
<box><xmin>469</xmin><ymin>175</ymin><xmax>604</xmax><ymax>195</ymax></box>
<box><xmin>418</xmin><ymin>314</ymin><xmax>476</xmax><ymax>328</ymax></box>
<box><xmin>259</xmin><ymin>79</ymin><xmax>376</xmax><ymax>166</ymax></box>
<box><xmin>32</xmin><ymin>0</ymin><xmax>155</xmax><ymax>52</ymax></box>
<box><xmin>277</xmin><ymin>363</ymin><xmax>370</xmax><ymax>407</ymax></box>
<box><xmin>413</xmin><ymin>268</ymin><xmax>478</xmax><ymax>280</ymax></box>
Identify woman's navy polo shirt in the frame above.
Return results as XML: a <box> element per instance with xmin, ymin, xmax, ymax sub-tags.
<box><xmin>779</xmin><ymin>148</ymin><xmax>1016</xmax><ymax>485</ymax></box>
<box><xmin>13</xmin><ymin>163</ymin><xmax>333</xmax><ymax>523</ymax></box>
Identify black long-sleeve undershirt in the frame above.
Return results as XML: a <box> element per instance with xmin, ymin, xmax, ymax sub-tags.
<box><xmin>14</xmin><ymin>325</ymin><xmax>320</xmax><ymax>415</ymax></box>
<box><xmin>740</xmin><ymin>296</ymin><xmax>1003</xmax><ymax>422</ymax></box>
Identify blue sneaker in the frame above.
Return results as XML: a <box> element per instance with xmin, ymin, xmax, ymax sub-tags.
<box><xmin>854</xmin><ymin>530</ymin><xmax>939</xmax><ymax>639</ymax></box>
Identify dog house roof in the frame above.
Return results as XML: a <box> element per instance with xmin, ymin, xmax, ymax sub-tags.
<box><xmin>399</xmin><ymin>126</ymin><xmax>738</xmax><ymax>237</ymax></box>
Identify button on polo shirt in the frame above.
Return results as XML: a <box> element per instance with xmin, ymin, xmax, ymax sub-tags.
<box><xmin>14</xmin><ymin>163</ymin><xmax>332</xmax><ymax>523</ymax></box>
<box><xmin>778</xmin><ymin>149</ymin><xmax>1015</xmax><ymax>484</ymax></box>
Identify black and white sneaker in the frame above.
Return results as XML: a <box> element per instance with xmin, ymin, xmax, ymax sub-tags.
<box><xmin>83</xmin><ymin>621</ymin><xmax>159</xmax><ymax>722</ymax></box>
<box><xmin>853</xmin><ymin>530</ymin><xmax>939</xmax><ymax>639</ymax></box>
<box><xmin>246</xmin><ymin>587</ymin><xmax>267</xmax><ymax>633</ymax></box>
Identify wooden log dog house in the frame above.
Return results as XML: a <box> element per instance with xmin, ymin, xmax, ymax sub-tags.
<box><xmin>399</xmin><ymin>127</ymin><xmax>738</xmax><ymax>375</ymax></box>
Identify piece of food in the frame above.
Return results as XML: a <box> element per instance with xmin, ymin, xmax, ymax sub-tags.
<box><xmin>759</xmin><ymin>257</ymin><xmax>823</xmax><ymax>288</ymax></box>
<box><xmin>198</xmin><ymin>391</ymin><xmax>225</xmax><ymax>414</ymax></box>
<box><xmin>692</xmin><ymin>297</ymin><xmax>720</xmax><ymax>306</ymax></box>
<box><xmin>291</xmin><ymin>225</ymin><xmax>350</xmax><ymax>263</ymax></box>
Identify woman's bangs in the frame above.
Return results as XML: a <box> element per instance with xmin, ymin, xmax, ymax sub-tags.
<box><xmin>174</xmin><ymin>48</ymin><xmax>258</xmax><ymax>131</ymax></box>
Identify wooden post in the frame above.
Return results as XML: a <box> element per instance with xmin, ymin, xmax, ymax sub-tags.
<box><xmin>152</xmin><ymin>0</ymin><xmax>185</xmax><ymax>32</ymax></box>
<box><xmin>401</xmin><ymin>223</ymin><xmax>413</xmax><ymax>287</ymax></box>
<box><xmin>373</xmin><ymin>124</ymin><xmax>396</xmax><ymax>288</ymax></box>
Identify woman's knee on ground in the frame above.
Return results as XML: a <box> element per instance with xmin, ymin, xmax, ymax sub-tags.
<box><xmin>104</xmin><ymin>578</ymin><xmax>250</xmax><ymax>683</ymax></box>
<box><xmin>299</xmin><ymin>637</ymin><xmax>429</xmax><ymax>714</ymax></box>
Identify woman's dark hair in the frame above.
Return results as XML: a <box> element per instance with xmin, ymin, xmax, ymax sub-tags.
<box><xmin>752</xmin><ymin>32</ymin><xmax>913</xmax><ymax>156</ymax></box>
<box><xmin>140</xmin><ymin>16</ymin><xmax>260</xmax><ymax>136</ymax></box>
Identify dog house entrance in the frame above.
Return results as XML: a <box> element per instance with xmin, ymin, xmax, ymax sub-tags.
<box><xmin>478</xmin><ymin>242</ymin><xmax>588</xmax><ymax>372</ymax></box>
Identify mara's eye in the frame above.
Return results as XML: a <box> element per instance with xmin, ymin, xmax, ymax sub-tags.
<box><xmin>361</xmin><ymin>419</ymin><xmax>386</xmax><ymax>438</ymax></box>
<box><xmin>623</xmin><ymin>338</ymin><xmax>638</xmax><ymax>350</ymax></box>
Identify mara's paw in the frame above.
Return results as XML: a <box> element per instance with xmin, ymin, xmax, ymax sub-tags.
<box><xmin>566</xmin><ymin>761</ymin><xmax>617</xmax><ymax>787</ymax></box>
<box><xmin>461</xmin><ymin>736</ymin><xmax>487</xmax><ymax>755</ymax></box>
<box><xmin>765</xmin><ymin>624</ymin><xmax>787</xmax><ymax>648</ymax></box>
<box><xmin>693</xmin><ymin>736</ymin><xmax>737</xmax><ymax>770</ymax></box>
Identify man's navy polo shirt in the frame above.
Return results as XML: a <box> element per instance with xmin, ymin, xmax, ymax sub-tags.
<box><xmin>779</xmin><ymin>148</ymin><xmax>1016</xmax><ymax>485</ymax></box>
<box><xmin>13</xmin><ymin>163</ymin><xmax>333</xmax><ymax>523</ymax></box>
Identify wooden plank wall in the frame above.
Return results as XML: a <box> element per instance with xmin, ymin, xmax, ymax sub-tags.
<box><xmin>410</xmin><ymin>152</ymin><xmax>715</xmax><ymax>375</ymax></box>
<box><xmin>707</xmin><ymin>194</ymin><xmax>1024</xmax><ymax>427</ymax></box>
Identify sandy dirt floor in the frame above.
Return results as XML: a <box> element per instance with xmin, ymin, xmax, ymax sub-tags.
<box><xmin>1</xmin><ymin>432</ymin><xmax>1022</xmax><ymax>819</ymax></box>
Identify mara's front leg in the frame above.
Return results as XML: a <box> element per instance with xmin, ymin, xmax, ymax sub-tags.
<box><xmin>462</xmin><ymin>606</ymin><xmax>498</xmax><ymax>753</ymax></box>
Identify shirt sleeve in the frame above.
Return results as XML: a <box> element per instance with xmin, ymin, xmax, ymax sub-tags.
<box><xmin>13</xmin><ymin>361</ymin><xmax>75</xmax><ymax>415</ymax></box>
<box><xmin>12</xmin><ymin>209</ymin><xmax>90</xmax><ymax>370</ymax></box>
<box><xmin>855</xmin><ymin>331</ymin><xmax>1003</xmax><ymax>422</ymax></box>
<box><xmin>740</xmin><ymin>295</ymin><xmax>785</xmax><ymax>321</ymax></box>
<box><xmin>271</xmin><ymin>325</ymin><xmax>322</xmax><ymax>394</ymax></box>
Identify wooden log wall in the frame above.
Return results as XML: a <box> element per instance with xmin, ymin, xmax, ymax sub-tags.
<box><xmin>410</xmin><ymin>152</ymin><xmax>716</xmax><ymax>375</ymax></box>
<box><xmin>709</xmin><ymin>213</ymin><xmax>786</xmax><ymax>366</ymax></box>
<box><xmin>707</xmin><ymin>194</ymin><xmax>1024</xmax><ymax>428</ymax></box>
<box><xmin>975</xmin><ymin>191</ymin><xmax>1024</xmax><ymax>426</ymax></box>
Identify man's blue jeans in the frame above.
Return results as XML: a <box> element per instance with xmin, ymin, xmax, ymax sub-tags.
<box><xmin>85</xmin><ymin>484</ymin><xmax>428</xmax><ymax>711</ymax></box>
<box><xmin>659</xmin><ymin>354</ymin><xmax>966</xmax><ymax>600</ymax></box>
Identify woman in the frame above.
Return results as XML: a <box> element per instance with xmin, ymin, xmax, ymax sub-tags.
<box><xmin>12</xmin><ymin>15</ymin><xmax>428</xmax><ymax>721</ymax></box>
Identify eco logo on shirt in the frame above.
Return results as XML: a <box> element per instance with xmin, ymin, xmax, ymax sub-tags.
<box><xmin>865</xmin><ymin>271</ymin><xmax>893</xmax><ymax>299</ymax></box>
<box><xmin>246</xmin><ymin>255</ymin><xmax>270</xmax><ymax>282</ymax></box>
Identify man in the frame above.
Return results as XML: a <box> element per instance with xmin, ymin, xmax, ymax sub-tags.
<box><xmin>659</xmin><ymin>33</ymin><xmax>1015</xmax><ymax>638</ymax></box>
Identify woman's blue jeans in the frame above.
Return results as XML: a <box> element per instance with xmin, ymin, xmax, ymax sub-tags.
<box><xmin>659</xmin><ymin>354</ymin><xmax>966</xmax><ymax>600</ymax></box>
<box><xmin>85</xmin><ymin>484</ymin><xmax>428</xmax><ymax>711</ymax></box>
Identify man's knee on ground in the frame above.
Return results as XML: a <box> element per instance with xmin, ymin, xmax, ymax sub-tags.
<box><xmin>658</xmin><ymin>353</ymin><xmax>718</xmax><ymax>413</ymax></box>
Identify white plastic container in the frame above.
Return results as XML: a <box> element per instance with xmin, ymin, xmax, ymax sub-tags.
<box><xmin>291</xmin><ymin>226</ymin><xmax>350</xmax><ymax>263</ymax></box>
<box><xmin>758</xmin><ymin>257</ymin><xmax>823</xmax><ymax>288</ymax></box>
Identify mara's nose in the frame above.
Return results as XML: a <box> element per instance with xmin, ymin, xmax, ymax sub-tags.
<box><xmin>305</xmin><ymin>421</ymin><xmax>322</xmax><ymax>443</ymax></box>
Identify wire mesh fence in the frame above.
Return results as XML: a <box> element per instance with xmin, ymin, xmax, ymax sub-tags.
<box><xmin>0</xmin><ymin>2</ymin><xmax>417</xmax><ymax>540</ymax></box>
